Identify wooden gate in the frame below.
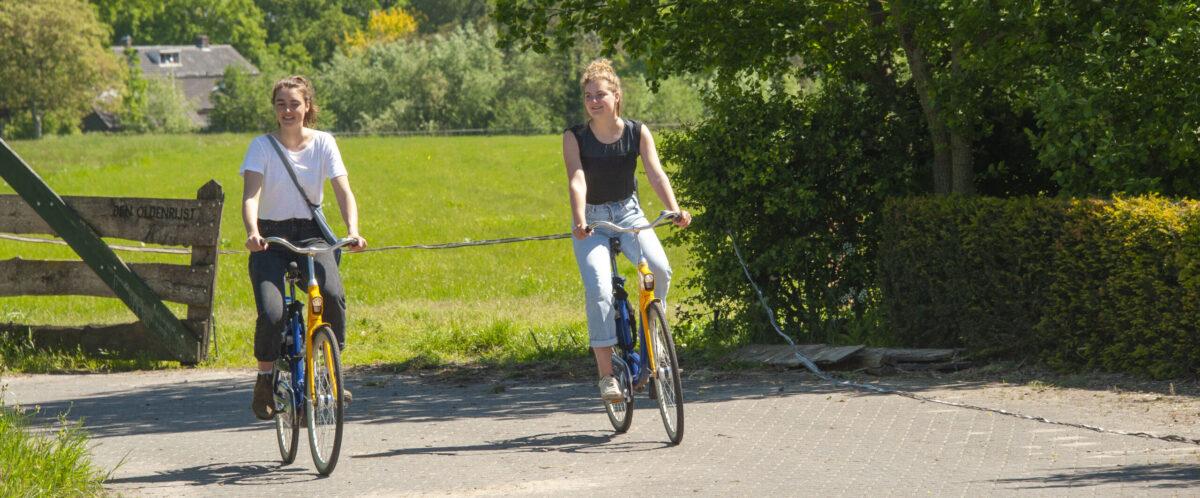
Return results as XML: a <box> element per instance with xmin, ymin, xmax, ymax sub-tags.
<box><xmin>0</xmin><ymin>139</ymin><xmax>222</xmax><ymax>363</ymax></box>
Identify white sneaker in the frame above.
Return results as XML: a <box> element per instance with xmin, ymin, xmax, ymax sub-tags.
<box><xmin>598</xmin><ymin>375</ymin><xmax>622</xmax><ymax>402</ymax></box>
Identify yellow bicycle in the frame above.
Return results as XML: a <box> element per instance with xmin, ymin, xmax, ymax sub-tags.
<box><xmin>266</xmin><ymin>236</ymin><xmax>355</xmax><ymax>475</ymax></box>
<box><xmin>587</xmin><ymin>211</ymin><xmax>684</xmax><ymax>444</ymax></box>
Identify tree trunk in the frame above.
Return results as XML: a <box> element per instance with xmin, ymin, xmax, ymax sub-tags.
<box><xmin>891</xmin><ymin>0</ymin><xmax>952</xmax><ymax>194</ymax></box>
<box><xmin>30</xmin><ymin>101</ymin><xmax>42</xmax><ymax>139</ymax></box>
<box><xmin>949</xmin><ymin>40</ymin><xmax>973</xmax><ymax>194</ymax></box>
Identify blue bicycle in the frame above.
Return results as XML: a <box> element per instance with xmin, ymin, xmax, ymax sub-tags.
<box><xmin>267</xmin><ymin>236</ymin><xmax>355</xmax><ymax>475</ymax></box>
<box><xmin>588</xmin><ymin>211</ymin><xmax>684</xmax><ymax>445</ymax></box>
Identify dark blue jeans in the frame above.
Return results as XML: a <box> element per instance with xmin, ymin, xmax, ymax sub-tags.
<box><xmin>249</xmin><ymin>218</ymin><xmax>345</xmax><ymax>362</ymax></box>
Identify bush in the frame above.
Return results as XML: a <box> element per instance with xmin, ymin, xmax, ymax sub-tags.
<box><xmin>661</xmin><ymin>81</ymin><xmax>924</xmax><ymax>345</ymax></box>
<box><xmin>878</xmin><ymin>195</ymin><xmax>1200</xmax><ymax>378</ymax></box>
<box><xmin>877</xmin><ymin>196</ymin><xmax>1067</xmax><ymax>356</ymax></box>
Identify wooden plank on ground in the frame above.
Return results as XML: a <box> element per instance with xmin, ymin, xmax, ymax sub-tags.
<box><xmin>727</xmin><ymin>344</ymin><xmax>865</xmax><ymax>367</ymax></box>
<box><xmin>0</xmin><ymin>258</ymin><xmax>215</xmax><ymax>307</ymax></box>
<box><xmin>0</xmin><ymin>138</ymin><xmax>198</xmax><ymax>363</ymax></box>
<box><xmin>0</xmin><ymin>194</ymin><xmax>222</xmax><ymax>246</ymax></box>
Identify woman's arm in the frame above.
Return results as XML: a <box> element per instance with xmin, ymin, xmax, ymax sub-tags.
<box><xmin>639</xmin><ymin>124</ymin><xmax>692</xmax><ymax>228</ymax></box>
<box><xmin>331</xmin><ymin>175</ymin><xmax>367</xmax><ymax>251</ymax></box>
<box><xmin>242</xmin><ymin>171</ymin><xmax>267</xmax><ymax>251</ymax></box>
<box><xmin>564</xmin><ymin>131</ymin><xmax>591</xmax><ymax>239</ymax></box>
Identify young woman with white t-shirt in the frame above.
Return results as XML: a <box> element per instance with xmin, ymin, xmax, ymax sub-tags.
<box><xmin>240</xmin><ymin>75</ymin><xmax>367</xmax><ymax>421</ymax></box>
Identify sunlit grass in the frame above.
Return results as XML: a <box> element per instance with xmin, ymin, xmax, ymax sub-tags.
<box><xmin>0</xmin><ymin>392</ymin><xmax>108</xmax><ymax>496</ymax></box>
<box><xmin>0</xmin><ymin>133</ymin><xmax>701</xmax><ymax>372</ymax></box>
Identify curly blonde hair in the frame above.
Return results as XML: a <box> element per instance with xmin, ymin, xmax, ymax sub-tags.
<box><xmin>271</xmin><ymin>75</ymin><xmax>320</xmax><ymax>128</ymax></box>
<box><xmin>580</xmin><ymin>58</ymin><xmax>622</xmax><ymax>117</ymax></box>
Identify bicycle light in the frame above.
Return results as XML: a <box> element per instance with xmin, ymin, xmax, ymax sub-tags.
<box><xmin>641</xmin><ymin>271</ymin><xmax>655</xmax><ymax>291</ymax></box>
<box><xmin>310</xmin><ymin>295</ymin><xmax>323</xmax><ymax>315</ymax></box>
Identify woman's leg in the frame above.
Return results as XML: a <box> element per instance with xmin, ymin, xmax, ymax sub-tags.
<box><xmin>249</xmin><ymin>249</ymin><xmax>290</xmax><ymax>368</ymax></box>
<box><xmin>573</xmin><ymin>231</ymin><xmax>617</xmax><ymax>376</ymax></box>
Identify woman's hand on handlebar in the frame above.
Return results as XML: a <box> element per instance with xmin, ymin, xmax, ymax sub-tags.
<box><xmin>246</xmin><ymin>233</ymin><xmax>268</xmax><ymax>252</ymax></box>
<box><xmin>345</xmin><ymin>234</ymin><xmax>368</xmax><ymax>252</ymax></box>
<box><xmin>674</xmin><ymin>210</ymin><xmax>692</xmax><ymax>229</ymax></box>
<box><xmin>572</xmin><ymin>222</ymin><xmax>592</xmax><ymax>240</ymax></box>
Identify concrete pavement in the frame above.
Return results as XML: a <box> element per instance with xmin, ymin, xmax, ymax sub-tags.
<box><xmin>2</xmin><ymin>368</ymin><xmax>1199</xmax><ymax>496</ymax></box>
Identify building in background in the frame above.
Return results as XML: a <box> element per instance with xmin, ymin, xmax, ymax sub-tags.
<box><xmin>86</xmin><ymin>35</ymin><xmax>258</xmax><ymax>131</ymax></box>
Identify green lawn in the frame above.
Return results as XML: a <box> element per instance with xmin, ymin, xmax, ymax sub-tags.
<box><xmin>0</xmin><ymin>133</ymin><xmax>698</xmax><ymax>371</ymax></box>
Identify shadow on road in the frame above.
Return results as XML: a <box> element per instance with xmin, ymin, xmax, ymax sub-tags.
<box><xmin>352</xmin><ymin>429</ymin><xmax>673</xmax><ymax>460</ymax></box>
<box><xmin>8</xmin><ymin>372</ymin><xmax>863</xmax><ymax>440</ymax></box>
<box><xmin>993</xmin><ymin>463</ymin><xmax>1200</xmax><ymax>490</ymax></box>
<box><xmin>104</xmin><ymin>460</ymin><xmax>319</xmax><ymax>488</ymax></box>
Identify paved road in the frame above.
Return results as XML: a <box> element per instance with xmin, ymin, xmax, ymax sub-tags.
<box><xmin>3</xmin><ymin>368</ymin><xmax>1199</xmax><ymax>496</ymax></box>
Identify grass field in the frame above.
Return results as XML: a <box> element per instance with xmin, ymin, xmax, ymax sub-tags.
<box><xmin>0</xmin><ymin>133</ymin><xmax>702</xmax><ymax>371</ymax></box>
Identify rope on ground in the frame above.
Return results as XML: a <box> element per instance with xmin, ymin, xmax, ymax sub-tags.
<box><xmin>0</xmin><ymin>232</ymin><xmax>572</xmax><ymax>254</ymax></box>
<box><xmin>725</xmin><ymin>229</ymin><xmax>1200</xmax><ymax>446</ymax></box>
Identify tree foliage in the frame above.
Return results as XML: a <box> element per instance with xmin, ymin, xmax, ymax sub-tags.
<box><xmin>342</xmin><ymin>6</ymin><xmax>419</xmax><ymax>53</ymax></box>
<box><xmin>90</xmin><ymin>0</ymin><xmax>269</xmax><ymax>66</ymax></box>
<box><xmin>208</xmin><ymin>66</ymin><xmax>277</xmax><ymax>133</ymax></box>
<box><xmin>0</xmin><ymin>0</ymin><xmax>121</xmax><ymax>139</ymax></box>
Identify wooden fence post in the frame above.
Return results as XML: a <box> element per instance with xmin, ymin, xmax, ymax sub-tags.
<box><xmin>185</xmin><ymin>180</ymin><xmax>223</xmax><ymax>363</ymax></box>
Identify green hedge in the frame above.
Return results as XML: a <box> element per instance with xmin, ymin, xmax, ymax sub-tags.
<box><xmin>878</xmin><ymin>195</ymin><xmax>1200</xmax><ymax>378</ymax></box>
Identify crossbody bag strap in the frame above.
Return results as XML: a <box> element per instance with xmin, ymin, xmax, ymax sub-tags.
<box><xmin>266</xmin><ymin>134</ymin><xmax>319</xmax><ymax>209</ymax></box>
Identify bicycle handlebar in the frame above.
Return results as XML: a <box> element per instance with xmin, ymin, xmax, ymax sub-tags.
<box><xmin>586</xmin><ymin>210</ymin><xmax>679</xmax><ymax>233</ymax></box>
<box><xmin>264</xmin><ymin>236</ymin><xmax>358</xmax><ymax>254</ymax></box>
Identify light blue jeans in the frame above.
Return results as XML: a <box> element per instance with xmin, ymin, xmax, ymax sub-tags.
<box><xmin>573</xmin><ymin>195</ymin><xmax>672</xmax><ymax>347</ymax></box>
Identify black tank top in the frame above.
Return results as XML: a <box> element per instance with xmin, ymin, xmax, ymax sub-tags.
<box><xmin>569</xmin><ymin>119</ymin><xmax>642</xmax><ymax>204</ymax></box>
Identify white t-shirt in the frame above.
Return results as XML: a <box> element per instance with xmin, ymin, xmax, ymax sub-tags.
<box><xmin>239</xmin><ymin>131</ymin><xmax>348</xmax><ymax>221</ymax></box>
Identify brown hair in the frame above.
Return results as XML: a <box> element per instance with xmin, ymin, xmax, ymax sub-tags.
<box><xmin>580</xmin><ymin>58</ymin><xmax>622</xmax><ymax>117</ymax></box>
<box><xmin>271</xmin><ymin>75</ymin><xmax>319</xmax><ymax>127</ymax></box>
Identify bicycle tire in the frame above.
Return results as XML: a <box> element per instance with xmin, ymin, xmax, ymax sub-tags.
<box><xmin>307</xmin><ymin>326</ymin><xmax>344</xmax><ymax>475</ymax></box>
<box><xmin>604</xmin><ymin>353</ymin><xmax>634</xmax><ymax>433</ymax></box>
<box><xmin>273</xmin><ymin>362</ymin><xmax>300</xmax><ymax>464</ymax></box>
<box><xmin>646</xmin><ymin>302</ymin><xmax>684</xmax><ymax>444</ymax></box>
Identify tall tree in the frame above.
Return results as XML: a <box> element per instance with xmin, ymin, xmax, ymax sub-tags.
<box><xmin>0</xmin><ymin>0</ymin><xmax>121</xmax><ymax>138</ymax></box>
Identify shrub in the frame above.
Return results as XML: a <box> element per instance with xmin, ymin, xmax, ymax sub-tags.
<box><xmin>661</xmin><ymin>80</ymin><xmax>924</xmax><ymax>345</ymax></box>
<box><xmin>878</xmin><ymin>195</ymin><xmax>1200</xmax><ymax>378</ymax></box>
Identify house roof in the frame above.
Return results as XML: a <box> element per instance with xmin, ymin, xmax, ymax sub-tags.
<box><xmin>112</xmin><ymin>43</ymin><xmax>258</xmax><ymax>80</ymax></box>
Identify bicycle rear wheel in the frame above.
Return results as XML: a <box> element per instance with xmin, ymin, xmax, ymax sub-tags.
<box><xmin>646</xmin><ymin>302</ymin><xmax>684</xmax><ymax>444</ymax></box>
<box><xmin>307</xmin><ymin>326</ymin><xmax>344</xmax><ymax>475</ymax></box>
<box><xmin>273</xmin><ymin>363</ymin><xmax>300</xmax><ymax>464</ymax></box>
<box><xmin>604</xmin><ymin>353</ymin><xmax>633</xmax><ymax>433</ymax></box>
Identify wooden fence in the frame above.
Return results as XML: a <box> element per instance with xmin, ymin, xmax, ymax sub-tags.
<box><xmin>0</xmin><ymin>139</ymin><xmax>222</xmax><ymax>363</ymax></box>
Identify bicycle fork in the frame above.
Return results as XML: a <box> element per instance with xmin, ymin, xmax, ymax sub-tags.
<box><xmin>300</xmin><ymin>254</ymin><xmax>338</xmax><ymax>405</ymax></box>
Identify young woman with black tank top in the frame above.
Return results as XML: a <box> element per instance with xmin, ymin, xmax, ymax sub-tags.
<box><xmin>563</xmin><ymin>58</ymin><xmax>692</xmax><ymax>402</ymax></box>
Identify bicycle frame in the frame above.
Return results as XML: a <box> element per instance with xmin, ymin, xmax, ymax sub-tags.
<box><xmin>267</xmin><ymin>237</ymin><xmax>355</xmax><ymax>408</ymax></box>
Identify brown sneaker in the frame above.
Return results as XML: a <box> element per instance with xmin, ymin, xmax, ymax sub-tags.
<box><xmin>342</xmin><ymin>388</ymin><xmax>353</xmax><ymax>404</ymax></box>
<box><xmin>251</xmin><ymin>372</ymin><xmax>275</xmax><ymax>420</ymax></box>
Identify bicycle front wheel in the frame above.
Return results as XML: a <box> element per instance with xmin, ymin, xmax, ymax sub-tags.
<box><xmin>307</xmin><ymin>326</ymin><xmax>344</xmax><ymax>475</ymax></box>
<box><xmin>646</xmin><ymin>302</ymin><xmax>684</xmax><ymax>444</ymax></box>
<box><xmin>273</xmin><ymin>363</ymin><xmax>300</xmax><ymax>464</ymax></box>
<box><xmin>604</xmin><ymin>352</ymin><xmax>633</xmax><ymax>433</ymax></box>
